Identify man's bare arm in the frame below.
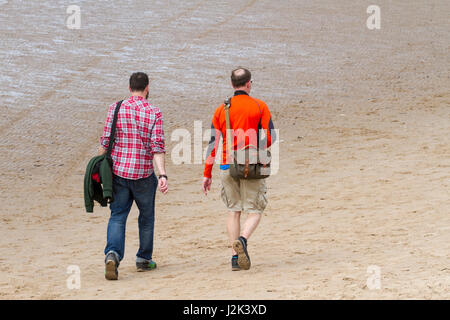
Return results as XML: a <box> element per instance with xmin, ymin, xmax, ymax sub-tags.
<box><xmin>153</xmin><ymin>153</ymin><xmax>166</xmax><ymax>175</ymax></box>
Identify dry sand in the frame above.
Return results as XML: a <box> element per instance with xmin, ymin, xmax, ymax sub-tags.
<box><xmin>0</xmin><ymin>0</ymin><xmax>449</xmax><ymax>299</ymax></box>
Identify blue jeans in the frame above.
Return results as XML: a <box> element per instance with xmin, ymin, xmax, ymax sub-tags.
<box><xmin>104</xmin><ymin>173</ymin><xmax>158</xmax><ymax>262</ymax></box>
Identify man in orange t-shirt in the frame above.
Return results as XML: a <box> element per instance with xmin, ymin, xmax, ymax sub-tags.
<box><xmin>202</xmin><ymin>67</ymin><xmax>275</xmax><ymax>271</ymax></box>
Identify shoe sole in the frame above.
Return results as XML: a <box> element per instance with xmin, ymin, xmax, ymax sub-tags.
<box><xmin>233</xmin><ymin>240</ymin><xmax>251</xmax><ymax>270</ymax></box>
<box><xmin>105</xmin><ymin>260</ymin><xmax>118</xmax><ymax>280</ymax></box>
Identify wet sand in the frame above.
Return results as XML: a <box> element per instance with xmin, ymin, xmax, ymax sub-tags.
<box><xmin>0</xmin><ymin>0</ymin><xmax>449</xmax><ymax>299</ymax></box>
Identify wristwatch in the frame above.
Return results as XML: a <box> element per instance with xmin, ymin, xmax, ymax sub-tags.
<box><xmin>158</xmin><ymin>175</ymin><xmax>168</xmax><ymax>180</ymax></box>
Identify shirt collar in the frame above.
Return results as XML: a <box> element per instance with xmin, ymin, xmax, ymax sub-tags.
<box><xmin>234</xmin><ymin>90</ymin><xmax>249</xmax><ymax>96</ymax></box>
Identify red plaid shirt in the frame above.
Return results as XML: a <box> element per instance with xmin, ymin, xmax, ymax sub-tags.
<box><xmin>100</xmin><ymin>96</ymin><xmax>165</xmax><ymax>180</ymax></box>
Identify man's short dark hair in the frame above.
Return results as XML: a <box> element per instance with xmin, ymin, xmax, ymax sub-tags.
<box><xmin>231</xmin><ymin>68</ymin><xmax>251</xmax><ymax>88</ymax></box>
<box><xmin>129</xmin><ymin>72</ymin><xmax>149</xmax><ymax>92</ymax></box>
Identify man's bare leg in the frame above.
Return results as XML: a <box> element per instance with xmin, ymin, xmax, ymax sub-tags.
<box><xmin>227</xmin><ymin>211</ymin><xmax>241</xmax><ymax>255</ymax></box>
<box><xmin>231</xmin><ymin>213</ymin><xmax>261</xmax><ymax>270</ymax></box>
<box><xmin>241</xmin><ymin>212</ymin><xmax>262</xmax><ymax>240</ymax></box>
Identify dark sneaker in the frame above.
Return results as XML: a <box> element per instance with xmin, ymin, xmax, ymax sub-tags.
<box><xmin>232</xmin><ymin>237</ymin><xmax>251</xmax><ymax>270</ymax></box>
<box><xmin>136</xmin><ymin>260</ymin><xmax>157</xmax><ymax>272</ymax></box>
<box><xmin>232</xmin><ymin>257</ymin><xmax>241</xmax><ymax>271</ymax></box>
<box><xmin>105</xmin><ymin>252</ymin><xmax>119</xmax><ymax>280</ymax></box>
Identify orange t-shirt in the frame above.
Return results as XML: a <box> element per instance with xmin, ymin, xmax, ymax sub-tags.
<box><xmin>204</xmin><ymin>91</ymin><xmax>275</xmax><ymax>178</ymax></box>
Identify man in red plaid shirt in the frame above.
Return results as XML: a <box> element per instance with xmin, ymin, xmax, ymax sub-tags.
<box><xmin>99</xmin><ymin>72</ymin><xmax>168</xmax><ymax>280</ymax></box>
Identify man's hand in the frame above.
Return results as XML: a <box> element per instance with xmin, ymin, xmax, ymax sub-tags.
<box><xmin>159</xmin><ymin>177</ymin><xmax>168</xmax><ymax>194</ymax></box>
<box><xmin>202</xmin><ymin>177</ymin><xmax>212</xmax><ymax>196</ymax></box>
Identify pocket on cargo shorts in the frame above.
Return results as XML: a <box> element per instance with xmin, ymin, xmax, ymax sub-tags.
<box><xmin>221</xmin><ymin>184</ymin><xmax>230</xmax><ymax>208</ymax></box>
<box><xmin>243</xmin><ymin>178</ymin><xmax>267</xmax><ymax>214</ymax></box>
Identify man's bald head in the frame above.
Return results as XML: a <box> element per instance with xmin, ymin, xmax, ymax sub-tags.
<box><xmin>231</xmin><ymin>67</ymin><xmax>252</xmax><ymax>88</ymax></box>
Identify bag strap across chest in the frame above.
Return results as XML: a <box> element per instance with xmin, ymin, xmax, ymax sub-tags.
<box><xmin>106</xmin><ymin>100</ymin><xmax>124</xmax><ymax>157</ymax></box>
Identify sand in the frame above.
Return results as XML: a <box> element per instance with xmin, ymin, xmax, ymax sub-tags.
<box><xmin>0</xmin><ymin>0</ymin><xmax>449</xmax><ymax>299</ymax></box>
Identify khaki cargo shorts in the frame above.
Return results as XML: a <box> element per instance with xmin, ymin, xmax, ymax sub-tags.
<box><xmin>220</xmin><ymin>169</ymin><xmax>268</xmax><ymax>214</ymax></box>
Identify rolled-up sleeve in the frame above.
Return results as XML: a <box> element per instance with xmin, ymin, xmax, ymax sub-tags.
<box><xmin>150</xmin><ymin>110</ymin><xmax>165</xmax><ymax>154</ymax></box>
